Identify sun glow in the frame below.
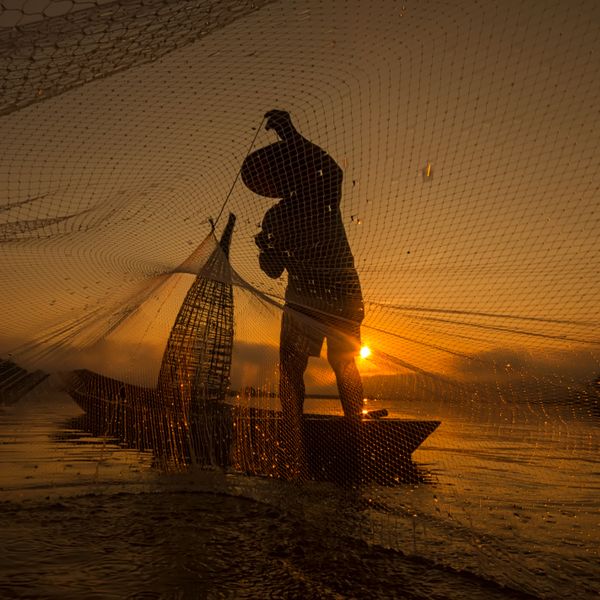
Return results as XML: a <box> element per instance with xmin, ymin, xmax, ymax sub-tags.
<box><xmin>360</xmin><ymin>345</ymin><xmax>372</xmax><ymax>359</ymax></box>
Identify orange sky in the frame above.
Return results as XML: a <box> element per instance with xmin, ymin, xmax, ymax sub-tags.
<box><xmin>1</xmin><ymin>0</ymin><xmax>598</xmax><ymax>394</ymax></box>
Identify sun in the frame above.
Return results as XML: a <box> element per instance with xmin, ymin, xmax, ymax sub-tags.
<box><xmin>360</xmin><ymin>345</ymin><xmax>372</xmax><ymax>359</ymax></box>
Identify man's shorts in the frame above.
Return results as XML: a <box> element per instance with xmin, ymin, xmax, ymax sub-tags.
<box><xmin>280</xmin><ymin>303</ymin><xmax>362</xmax><ymax>358</ymax></box>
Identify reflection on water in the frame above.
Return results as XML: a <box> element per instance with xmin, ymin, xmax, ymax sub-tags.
<box><xmin>0</xmin><ymin>491</ymin><xmax>530</xmax><ymax>600</ymax></box>
<box><xmin>0</xmin><ymin>383</ymin><xmax>598</xmax><ymax>599</ymax></box>
<box><xmin>0</xmin><ymin>386</ymin><xmax>155</xmax><ymax>499</ymax></box>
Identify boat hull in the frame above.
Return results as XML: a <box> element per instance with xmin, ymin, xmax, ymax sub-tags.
<box><xmin>231</xmin><ymin>408</ymin><xmax>440</xmax><ymax>484</ymax></box>
<box><xmin>67</xmin><ymin>370</ymin><xmax>440</xmax><ymax>484</ymax></box>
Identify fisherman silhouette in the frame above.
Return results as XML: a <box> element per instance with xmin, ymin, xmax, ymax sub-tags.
<box><xmin>242</xmin><ymin>110</ymin><xmax>364</xmax><ymax>477</ymax></box>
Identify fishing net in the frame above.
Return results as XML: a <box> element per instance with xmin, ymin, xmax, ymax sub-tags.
<box><xmin>1</xmin><ymin>0</ymin><xmax>598</xmax><ymax>597</ymax></box>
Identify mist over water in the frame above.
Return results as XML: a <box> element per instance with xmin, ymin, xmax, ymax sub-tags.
<box><xmin>1</xmin><ymin>384</ymin><xmax>597</xmax><ymax>599</ymax></box>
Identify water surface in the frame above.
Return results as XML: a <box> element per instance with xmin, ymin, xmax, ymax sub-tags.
<box><xmin>0</xmin><ymin>386</ymin><xmax>598</xmax><ymax>598</ymax></box>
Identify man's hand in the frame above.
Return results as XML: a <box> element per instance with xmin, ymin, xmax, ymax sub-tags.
<box><xmin>259</xmin><ymin>251</ymin><xmax>285</xmax><ymax>279</ymax></box>
<box><xmin>264</xmin><ymin>109</ymin><xmax>297</xmax><ymax>141</ymax></box>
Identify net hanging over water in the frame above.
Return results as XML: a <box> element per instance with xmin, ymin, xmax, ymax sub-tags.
<box><xmin>0</xmin><ymin>0</ymin><xmax>599</xmax><ymax>597</ymax></box>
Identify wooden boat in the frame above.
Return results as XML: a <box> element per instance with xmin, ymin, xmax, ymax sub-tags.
<box><xmin>232</xmin><ymin>407</ymin><xmax>440</xmax><ymax>485</ymax></box>
<box><xmin>0</xmin><ymin>358</ymin><xmax>48</xmax><ymax>405</ymax></box>
<box><xmin>68</xmin><ymin>369</ymin><xmax>440</xmax><ymax>484</ymax></box>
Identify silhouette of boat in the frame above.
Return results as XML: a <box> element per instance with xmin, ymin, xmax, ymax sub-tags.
<box><xmin>67</xmin><ymin>213</ymin><xmax>440</xmax><ymax>484</ymax></box>
<box><xmin>68</xmin><ymin>369</ymin><xmax>439</xmax><ymax>484</ymax></box>
<box><xmin>0</xmin><ymin>358</ymin><xmax>48</xmax><ymax>405</ymax></box>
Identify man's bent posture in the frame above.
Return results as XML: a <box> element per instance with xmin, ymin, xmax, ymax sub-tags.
<box><xmin>242</xmin><ymin>110</ymin><xmax>364</xmax><ymax>476</ymax></box>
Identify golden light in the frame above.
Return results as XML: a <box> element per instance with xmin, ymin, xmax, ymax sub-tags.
<box><xmin>360</xmin><ymin>345</ymin><xmax>372</xmax><ymax>359</ymax></box>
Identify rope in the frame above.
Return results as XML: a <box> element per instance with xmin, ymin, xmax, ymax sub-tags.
<box><xmin>214</xmin><ymin>117</ymin><xmax>265</xmax><ymax>227</ymax></box>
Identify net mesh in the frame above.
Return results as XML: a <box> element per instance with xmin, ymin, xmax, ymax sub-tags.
<box><xmin>1</xmin><ymin>0</ymin><xmax>599</xmax><ymax>597</ymax></box>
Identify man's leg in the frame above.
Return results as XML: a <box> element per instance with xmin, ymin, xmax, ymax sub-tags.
<box><xmin>327</xmin><ymin>343</ymin><xmax>364</xmax><ymax>483</ymax></box>
<box><xmin>328</xmin><ymin>349</ymin><xmax>364</xmax><ymax>417</ymax></box>
<box><xmin>327</xmin><ymin>320</ymin><xmax>364</xmax><ymax>417</ymax></box>
<box><xmin>280</xmin><ymin>344</ymin><xmax>308</xmax><ymax>432</ymax></box>
<box><xmin>279</xmin><ymin>309</ymin><xmax>311</xmax><ymax>478</ymax></box>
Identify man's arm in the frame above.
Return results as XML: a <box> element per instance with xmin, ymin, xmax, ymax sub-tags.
<box><xmin>258</xmin><ymin>251</ymin><xmax>285</xmax><ymax>279</ymax></box>
<box><xmin>264</xmin><ymin>109</ymin><xmax>303</xmax><ymax>143</ymax></box>
<box><xmin>264</xmin><ymin>110</ymin><xmax>343</xmax><ymax>184</ymax></box>
<box><xmin>265</xmin><ymin>109</ymin><xmax>342</xmax><ymax>173</ymax></box>
<box><xmin>255</xmin><ymin>209</ymin><xmax>285</xmax><ymax>278</ymax></box>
